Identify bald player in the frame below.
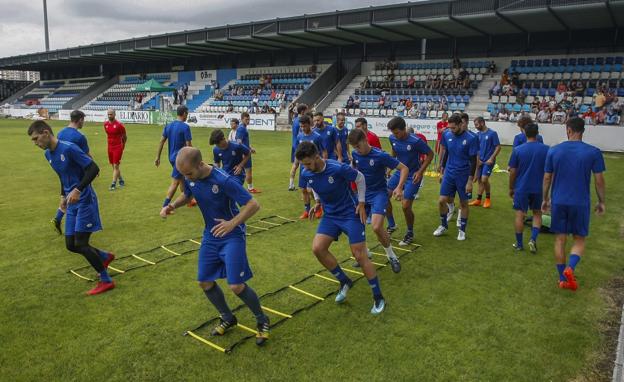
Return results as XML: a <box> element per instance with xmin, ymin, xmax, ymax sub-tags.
<box><xmin>104</xmin><ymin>109</ymin><xmax>127</xmax><ymax>191</ymax></box>
<box><xmin>160</xmin><ymin>147</ymin><xmax>270</xmax><ymax>345</ymax></box>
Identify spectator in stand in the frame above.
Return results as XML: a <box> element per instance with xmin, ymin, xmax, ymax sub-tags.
<box><xmin>425</xmin><ymin>74</ymin><xmax>434</xmax><ymax>89</ymax></box>
<box><xmin>593</xmin><ymin>90</ymin><xmax>606</xmax><ymax>111</ymax></box>
<box><xmin>439</xmin><ymin>96</ymin><xmax>447</xmax><ymax>111</ymax></box>
<box><xmin>582</xmin><ymin>108</ymin><xmax>596</xmax><ymax>125</ymax></box>
<box><xmin>489</xmin><ymin>81</ymin><xmax>500</xmax><ymax>99</ymax></box>
<box><xmin>270</xmin><ymin>88</ymin><xmax>277</xmax><ymax>101</ymax></box>
<box><xmin>378</xmin><ymin>96</ymin><xmax>385</xmax><ymax>112</ymax></box>
<box><xmin>183</xmin><ymin>83</ymin><xmax>188</xmax><ymax>100</ymax></box>
<box><xmin>354</xmin><ymin>96</ymin><xmax>361</xmax><ymax>111</ymax></box>
<box><xmin>511</xmin><ymin>71</ymin><xmax>520</xmax><ymax>87</ymax></box>
<box><xmin>595</xmin><ymin>107</ymin><xmax>607</xmax><ymax>125</ymax></box>
<box><xmin>452</xmin><ymin>57</ymin><xmax>461</xmax><ymax>69</ymax></box>
<box><xmin>409</xmin><ymin>105</ymin><xmax>418</xmax><ymax>118</ymax></box>
<box><xmin>251</xmin><ymin>95</ymin><xmax>259</xmax><ymax>113</ymax></box>
<box><xmin>227</xmin><ymin>103</ymin><xmax>234</xmax><ymax>112</ymax></box>
<box><xmin>405</xmin><ymin>97</ymin><xmax>413</xmax><ymax>111</ymax></box>
<box><xmin>361</xmin><ymin>76</ymin><xmax>371</xmax><ymax>88</ymax></box>
<box><xmin>460</xmin><ymin>68</ymin><xmax>470</xmax><ymax>88</ymax></box>
<box><xmin>261</xmin><ymin>102</ymin><xmax>270</xmax><ymax>114</ymax></box>
<box><xmin>516</xmin><ymin>89</ymin><xmax>526</xmax><ymax>105</ymax></box>
<box><xmin>384</xmin><ymin>94</ymin><xmax>392</xmax><ymax>115</ymax></box>
<box><xmin>498</xmin><ymin>108</ymin><xmax>510</xmax><ymax>122</ymax></box>
<box><xmin>605</xmin><ymin>108</ymin><xmax>619</xmax><ymax>125</ymax></box>
<box><xmin>502</xmin><ymin>83</ymin><xmax>512</xmax><ymax>96</ymax></box>
<box><xmin>396</xmin><ymin>100</ymin><xmax>406</xmax><ymax>117</ymax></box>
<box><xmin>551</xmin><ymin>106</ymin><xmax>566</xmax><ymax>124</ymax></box>
<box><xmin>605</xmin><ymin>88</ymin><xmax>616</xmax><ymax>105</ymax></box>
<box><xmin>259</xmin><ymin>75</ymin><xmax>266</xmax><ymax>89</ymax></box>
<box><xmin>346</xmin><ymin>96</ymin><xmax>354</xmax><ymax>113</ymax></box>
<box><xmin>418</xmin><ymin>102</ymin><xmax>428</xmax><ymax>119</ymax></box>
<box><xmin>509</xmin><ymin>111</ymin><xmax>519</xmax><ymax>123</ymax></box>
<box><xmin>530</xmin><ymin>96</ymin><xmax>540</xmax><ymax>113</ymax></box>
<box><xmin>556</xmin><ymin>81</ymin><xmax>567</xmax><ymax>94</ymax></box>
<box><xmin>537</xmin><ymin>107</ymin><xmax>551</xmax><ymax>123</ymax></box>
<box><xmin>266</xmin><ymin>74</ymin><xmax>272</xmax><ymax>87</ymax></box>
<box><xmin>408</xmin><ymin>75</ymin><xmax>416</xmax><ymax>88</ymax></box>
<box><xmin>501</xmin><ymin>69</ymin><xmax>510</xmax><ymax>86</ymax></box>
<box><xmin>488</xmin><ymin>61</ymin><xmax>496</xmax><ymax>76</ymax></box>
<box><xmin>574</xmin><ymin>81</ymin><xmax>585</xmax><ymax>97</ymax></box>
<box><xmin>539</xmin><ymin>97</ymin><xmax>549</xmax><ymax>111</ymax></box>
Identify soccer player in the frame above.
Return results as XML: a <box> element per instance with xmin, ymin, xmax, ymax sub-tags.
<box><xmin>237</xmin><ymin>112</ymin><xmax>260</xmax><ymax>193</ymax></box>
<box><xmin>104</xmin><ymin>109</ymin><xmax>127</xmax><ymax>191</ymax></box>
<box><xmin>290</xmin><ymin>115</ymin><xmax>323</xmax><ymax>218</ymax></box>
<box><xmin>289</xmin><ymin>104</ymin><xmax>308</xmax><ymax>190</ymax></box>
<box><xmin>160</xmin><ymin>147</ymin><xmax>270</xmax><ymax>345</ymax></box>
<box><xmin>508</xmin><ymin>122</ymin><xmax>549</xmax><ymax>253</ymax></box>
<box><xmin>335</xmin><ymin>112</ymin><xmax>351</xmax><ymax>163</ymax></box>
<box><xmin>155</xmin><ymin>105</ymin><xmax>193</xmax><ymax>209</ymax></box>
<box><xmin>349</xmin><ymin>128</ymin><xmax>408</xmax><ymax>273</ymax></box>
<box><xmin>51</xmin><ymin>110</ymin><xmax>91</xmax><ymax>235</ymax></box>
<box><xmin>296</xmin><ymin>141</ymin><xmax>386</xmax><ymax>315</ymax></box>
<box><xmin>386</xmin><ymin>117</ymin><xmax>434</xmax><ymax>245</ymax></box>
<box><xmin>313</xmin><ymin>111</ymin><xmax>342</xmax><ymax>161</ymax></box>
<box><xmin>354</xmin><ymin>117</ymin><xmax>382</xmax><ymax>149</ymax></box>
<box><xmin>435</xmin><ymin>112</ymin><xmax>449</xmax><ymax>165</ymax></box>
<box><xmin>542</xmin><ymin>117</ymin><xmax>606</xmax><ymax>291</ymax></box>
<box><xmin>210</xmin><ymin>129</ymin><xmax>250</xmax><ymax>185</ymax></box>
<box><xmin>433</xmin><ymin>113</ymin><xmax>479</xmax><ymax>241</ymax></box>
<box><xmin>470</xmin><ymin>117</ymin><xmax>501</xmax><ymax>208</ymax></box>
<box><xmin>29</xmin><ymin>121</ymin><xmax>115</xmax><ymax>295</ymax></box>
<box><xmin>513</xmin><ymin>116</ymin><xmax>544</xmax><ymax>147</ymax></box>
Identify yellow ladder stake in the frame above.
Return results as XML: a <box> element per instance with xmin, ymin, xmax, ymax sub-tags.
<box><xmin>288</xmin><ymin>285</ymin><xmax>324</xmax><ymax>301</ymax></box>
<box><xmin>237</xmin><ymin>323</ymin><xmax>258</xmax><ymax>335</ymax></box>
<box><xmin>261</xmin><ymin>305</ymin><xmax>293</xmax><ymax>319</ymax></box>
<box><xmin>342</xmin><ymin>268</ymin><xmax>364</xmax><ymax>276</ymax></box>
<box><xmin>313</xmin><ymin>273</ymin><xmax>340</xmax><ymax>284</ymax></box>
<box><xmin>132</xmin><ymin>254</ymin><xmax>156</xmax><ymax>265</ymax></box>
<box><xmin>108</xmin><ymin>265</ymin><xmax>125</xmax><ymax>274</ymax></box>
<box><xmin>70</xmin><ymin>269</ymin><xmax>94</xmax><ymax>282</ymax></box>
<box><xmin>189</xmin><ymin>239</ymin><xmax>201</xmax><ymax>245</ymax></box>
<box><xmin>352</xmin><ymin>257</ymin><xmax>386</xmax><ymax>267</ymax></box>
<box><xmin>186</xmin><ymin>331</ymin><xmax>227</xmax><ymax>353</ymax></box>
<box><xmin>161</xmin><ymin>245</ymin><xmax>181</xmax><ymax>256</ymax></box>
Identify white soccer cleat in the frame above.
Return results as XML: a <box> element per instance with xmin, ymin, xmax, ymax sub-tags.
<box><xmin>433</xmin><ymin>225</ymin><xmax>447</xmax><ymax>237</ymax></box>
<box><xmin>457</xmin><ymin>231</ymin><xmax>466</xmax><ymax>241</ymax></box>
<box><xmin>456</xmin><ymin>211</ymin><xmax>462</xmax><ymax>228</ymax></box>
<box><xmin>446</xmin><ymin>204</ymin><xmax>455</xmax><ymax>222</ymax></box>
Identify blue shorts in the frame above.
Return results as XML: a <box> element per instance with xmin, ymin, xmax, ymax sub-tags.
<box><xmin>317</xmin><ymin>215</ymin><xmax>366</xmax><ymax>244</ymax></box>
<box><xmin>477</xmin><ymin>163</ymin><xmax>494</xmax><ymax>178</ymax></box>
<box><xmin>551</xmin><ymin>204</ymin><xmax>590</xmax><ymax>237</ymax></box>
<box><xmin>198</xmin><ymin>235</ymin><xmax>253</xmax><ymax>284</ymax></box>
<box><xmin>65</xmin><ymin>194</ymin><xmax>102</xmax><ymax>236</ymax></box>
<box><xmin>298</xmin><ymin>168</ymin><xmax>307</xmax><ymax>188</ymax></box>
<box><xmin>231</xmin><ymin>173</ymin><xmax>245</xmax><ymax>185</ymax></box>
<box><xmin>327</xmin><ymin>152</ymin><xmax>338</xmax><ymax>161</ymax></box>
<box><xmin>387</xmin><ymin>171</ymin><xmax>422</xmax><ymax>200</ymax></box>
<box><xmin>170</xmin><ymin>160</ymin><xmax>182</xmax><ymax>179</ymax></box>
<box><xmin>244</xmin><ymin>157</ymin><xmax>252</xmax><ymax>169</ymax></box>
<box><xmin>513</xmin><ymin>192</ymin><xmax>542</xmax><ymax>212</ymax></box>
<box><xmin>366</xmin><ymin>191</ymin><xmax>389</xmax><ymax>216</ymax></box>
<box><xmin>440</xmin><ymin>172</ymin><xmax>471</xmax><ymax>201</ymax></box>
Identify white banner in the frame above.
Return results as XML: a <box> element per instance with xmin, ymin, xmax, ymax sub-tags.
<box><xmin>4</xmin><ymin>108</ymin><xmax>39</xmax><ymax>118</ymax></box>
<box><xmin>345</xmin><ymin>116</ymin><xmax>437</xmax><ymax>141</ymax></box>
<box><xmin>58</xmin><ymin>109</ymin><xmax>153</xmax><ymax>124</ymax></box>
<box><xmin>187</xmin><ymin>112</ymin><xmax>275</xmax><ymax>131</ymax></box>
<box><xmin>195</xmin><ymin>70</ymin><xmax>217</xmax><ymax>81</ymax></box>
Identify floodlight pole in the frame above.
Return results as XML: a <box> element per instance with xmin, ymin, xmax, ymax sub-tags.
<box><xmin>43</xmin><ymin>0</ymin><xmax>50</xmax><ymax>51</ymax></box>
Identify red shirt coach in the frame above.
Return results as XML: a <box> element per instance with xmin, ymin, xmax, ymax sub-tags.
<box><xmin>104</xmin><ymin>118</ymin><xmax>127</xmax><ymax>164</ymax></box>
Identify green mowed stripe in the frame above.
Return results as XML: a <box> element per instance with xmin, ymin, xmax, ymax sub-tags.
<box><xmin>1</xmin><ymin>120</ymin><xmax>622</xmax><ymax>381</ymax></box>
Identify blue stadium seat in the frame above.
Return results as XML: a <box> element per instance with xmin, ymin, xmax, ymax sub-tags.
<box><xmin>513</xmin><ymin>104</ymin><xmax>522</xmax><ymax>112</ymax></box>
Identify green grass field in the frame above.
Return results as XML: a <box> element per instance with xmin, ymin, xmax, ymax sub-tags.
<box><xmin>1</xmin><ymin>119</ymin><xmax>623</xmax><ymax>381</ymax></box>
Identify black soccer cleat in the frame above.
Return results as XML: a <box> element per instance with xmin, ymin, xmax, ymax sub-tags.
<box><xmin>399</xmin><ymin>231</ymin><xmax>413</xmax><ymax>246</ymax></box>
<box><xmin>256</xmin><ymin>318</ymin><xmax>270</xmax><ymax>346</ymax></box>
<box><xmin>50</xmin><ymin>218</ymin><xmax>62</xmax><ymax>235</ymax></box>
<box><xmin>389</xmin><ymin>257</ymin><xmax>401</xmax><ymax>273</ymax></box>
<box><xmin>211</xmin><ymin>316</ymin><xmax>238</xmax><ymax>336</ymax></box>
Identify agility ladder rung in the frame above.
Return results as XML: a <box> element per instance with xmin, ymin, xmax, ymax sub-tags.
<box><xmin>189</xmin><ymin>239</ymin><xmax>201</xmax><ymax>245</ymax></box>
<box><xmin>108</xmin><ymin>265</ymin><xmax>125</xmax><ymax>274</ymax></box>
<box><xmin>313</xmin><ymin>273</ymin><xmax>340</xmax><ymax>284</ymax></box>
<box><xmin>288</xmin><ymin>285</ymin><xmax>324</xmax><ymax>301</ymax></box>
<box><xmin>70</xmin><ymin>269</ymin><xmax>94</xmax><ymax>282</ymax></box>
<box><xmin>161</xmin><ymin>245</ymin><xmax>181</xmax><ymax>256</ymax></box>
<box><xmin>261</xmin><ymin>306</ymin><xmax>293</xmax><ymax>319</ymax></box>
<box><xmin>236</xmin><ymin>323</ymin><xmax>258</xmax><ymax>335</ymax></box>
<box><xmin>186</xmin><ymin>331</ymin><xmax>227</xmax><ymax>353</ymax></box>
<box><xmin>352</xmin><ymin>257</ymin><xmax>386</xmax><ymax>267</ymax></box>
<box><xmin>132</xmin><ymin>254</ymin><xmax>156</xmax><ymax>265</ymax></box>
<box><xmin>342</xmin><ymin>268</ymin><xmax>364</xmax><ymax>276</ymax></box>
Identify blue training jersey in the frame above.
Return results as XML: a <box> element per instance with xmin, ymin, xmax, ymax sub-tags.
<box><xmin>513</xmin><ymin>132</ymin><xmax>544</xmax><ymax>147</ymax></box>
<box><xmin>352</xmin><ymin>147</ymin><xmax>399</xmax><ymax>195</ymax></box>
<box><xmin>296</xmin><ymin>131</ymin><xmax>323</xmax><ymax>153</ymax></box>
<box><xmin>235</xmin><ymin>124</ymin><xmax>250</xmax><ymax>148</ymax></box>
<box><xmin>545</xmin><ymin>141</ymin><xmax>605</xmax><ymax>206</ymax></box>
<box><xmin>291</xmin><ymin>117</ymin><xmax>300</xmax><ymax>147</ymax></box>
<box><xmin>162</xmin><ymin>120</ymin><xmax>192</xmax><ymax>163</ymax></box>
<box><xmin>213</xmin><ymin>142</ymin><xmax>250</xmax><ymax>181</ymax></box>
<box><xmin>184</xmin><ymin>167</ymin><xmax>253</xmax><ymax>240</ymax></box>
<box><xmin>389</xmin><ymin>133</ymin><xmax>432</xmax><ymax>174</ymax></box>
<box><xmin>508</xmin><ymin>141</ymin><xmax>550</xmax><ymax>194</ymax></box>
<box><xmin>441</xmin><ymin>129</ymin><xmax>479</xmax><ymax>177</ymax></box>
<box><xmin>45</xmin><ymin>141</ymin><xmax>95</xmax><ymax>203</ymax></box>
<box><xmin>57</xmin><ymin>127</ymin><xmax>89</xmax><ymax>154</ymax></box>
<box><xmin>301</xmin><ymin>160</ymin><xmax>358</xmax><ymax>218</ymax></box>
<box><xmin>335</xmin><ymin>126</ymin><xmax>349</xmax><ymax>160</ymax></box>
<box><xmin>313</xmin><ymin>124</ymin><xmax>339</xmax><ymax>159</ymax></box>
<box><xmin>477</xmin><ymin>128</ymin><xmax>500</xmax><ymax>162</ymax></box>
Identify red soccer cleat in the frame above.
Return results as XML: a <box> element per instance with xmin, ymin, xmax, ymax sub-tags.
<box><xmin>187</xmin><ymin>199</ymin><xmax>197</xmax><ymax>207</ymax></box>
<box><xmin>559</xmin><ymin>281</ymin><xmax>573</xmax><ymax>290</ymax></box>
<box><xmin>483</xmin><ymin>198</ymin><xmax>492</xmax><ymax>208</ymax></box>
<box><xmin>563</xmin><ymin>267</ymin><xmax>578</xmax><ymax>291</ymax></box>
<box><xmin>314</xmin><ymin>205</ymin><xmax>323</xmax><ymax>219</ymax></box>
<box><xmin>86</xmin><ymin>281</ymin><xmax>115</xmax><ymax>295</ymax></box>
<box><xmin>299</xmin><ymin>211</ymin><xmax>309</xmax><ymax>219</ymax></box>
<box><xmin>102</xmin><ymin>253</ymin><xmax>115</xmax><ymax>269</ymax></box>
<box><xmin>248</xmin><ymin>188</ymin><xmax>261</xmax><ymax>194</ymax></box>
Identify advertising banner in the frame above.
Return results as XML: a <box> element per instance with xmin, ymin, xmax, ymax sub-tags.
<box><xmin>187</xmin><ymin>112</ymin><xmax>275</xmax><ymax>131</ymax></box>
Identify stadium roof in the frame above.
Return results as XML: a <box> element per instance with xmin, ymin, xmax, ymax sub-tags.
<box><xmin>1</xmin><ymin>0</ymin><xmax>622</xmax><ymax>70</ymax></box>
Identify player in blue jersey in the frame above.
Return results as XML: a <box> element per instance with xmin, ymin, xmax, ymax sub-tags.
<box><xmin>313</xmin><ymin>111</ymin><xmax>342</xmax><ymax>161</ymax></box>
<box><xmin>289</xmin><ymin>104</ymin><xmax>309</xmax><ymax>190</ymax></box>
<box><xmin>508</xmin><ymin>122</ymin><xmax>549</xmax><ymax>253</ymax></box>
<box><xmin>335</xmin><ymin>112</ymin><xmax>351</xmax><ymax>164</ymax></box>
<box><xmin>543</xmin><ymin>117</ymin><xmax>606</xmax><ymax>291</ymax></box>
<box><xmin>349</xmin><ymin>128</ymin><xmax>408</xmax><ymax>273</ymax></box>
<box><xmin>155</xmin><ymin>105</ymin><xmax>194</xmax><ymax>209</ymax></box>
<box><xmin>210</xmin><ymin>129</ymin><xmax>251</xmax><ymax>185</ymax></box>
<box><xmin>160</xmin><ymin>147</ymin><xmax>270</xmax><ymax>345</ymax></box>
<box><xmin>513</xmin><ymin>115</ymin><xmax>544</xmax><ymax>147</ymax></box>
<box><xmin>296</xmin><ymin>141</ymin><xmax>386</xmax><ymax>315</ymax></box>
<box><xmin>236</xmin><ymin>112</ymin><xmax>260</xmax><ymax>193</ymax></box>
<box><xmin>51</xmin><ymin>110</ymin><xmax>91</xmax><ymax>235</ymax></box>
<box><xmin>29</xmin><ymin>121</ymin><xmax>116</xmax><ymax>296</ymax></box>
<box><xmin>470</xmin><ymin>117</ymin><xmax>501</xmax><ymax>208</ymax></box>
<box><xmin>386</xmin><ymin>117</ymin><xmax>433</xmax><ymax>246</ymax></box>
<box><xmin>433</xmin><ymin>113</ymin><xmax>479</xmax><ymax>241</ymax></box>
<box><xmin>290</xmin><ymin>115</ymin><xmax>324</xmax><ymax>219</ymax></box>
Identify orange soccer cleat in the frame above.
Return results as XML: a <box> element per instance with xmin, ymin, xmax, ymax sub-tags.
<box><xmin>248</xmin><ymin>188</ymin><xmax>261</xmax><ymax>194</ymax></box>
<box><xmin>563</xmin><ymin>267</ymin><xmax>578</xmax><ymax>291</ymax></box>
<box><xmin>314</xmin><ymin>205</ymin><xmax>323</xmax><ymax>219</ymax></box>
<box><xmin>468</xmin><ymin>199</ymin><xmax>482</xmax><ymax>207</ymax></box>
<box><xmin>187</xmin><ymin>199</ymin><xmax>197</xmax><ymax>208</ymax></box>
<box><xmin>483</xmin><ymin>198</ymin><xmax>492</xmax><ymax>208</ymax></box>
<box><xmin>299</xmin><ymin>211</ymin><xmax>309</xmax><ymax>220</ymax></box>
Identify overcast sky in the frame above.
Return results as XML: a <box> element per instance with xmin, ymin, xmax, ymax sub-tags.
<box><xmin>0</xmin><ymin>0</ymin><xmax>409</xmax><ymax>57</ymax></box>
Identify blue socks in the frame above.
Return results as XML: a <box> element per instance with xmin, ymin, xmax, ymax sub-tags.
<box><xmin>460</xmin><ymin>217</ymin><xmax>468</xmax><ymax>232</ymax></box>
<box><xmin>368</xmin><ymin>276</ymin><xmax>382</xmax><ymax>299</ymax></box>
<box><xmin>99</xmin><ymin>270</ymin><xmax>112</xmax><ymax>283</ymax></box>
<box><xmin>440</xmin><ymin>214</ymin><xmax>448</xmax><ymax>229</ymax></box>
<box><xmin>569</xmin><ymin>254</ymin><xmax>581</xmax><ymax>271</ymax></box>
<box><xmin>407</xmin><ymin>225</ymin><xmax>413</xmax><ymax>234</ymax></box>
<box><xmin>515</xmin><ymin>232</ymin><xmax>523</xmax><ymax>248</ymax></box>
<box><xmin>236</xmin><ymin>284</ymin><xmax>268</xmax><ymax>324</ymax></box>
<box><xmin>97</xmin><ymin>250</ymin><xmax>109</xmax><ymax>262</ymax></box>
<box><xmin>204</xmin><ymin>284</ymin><xmax>234</xmax><ymax>322</ymax></box>
<box><xmin>387</xmin><ymin>214</ymin><xmax>396</xmax><ymax>228</ymax></box>
<box><xmin>305</xmin><ymin>203</ymin><xmax>311</xmax><ymax>212</ymax></box>
<box><xmin>330</xmin><ymin>265</ymin><xmax>350</xmax><ymax>285</ymax></box>
<box><xmin>54</xmin><ymin>209</ymin><xmax>64</xmax><ymax>222</ymax></box>
<box><xmin>162</xmin><ymin>198</ymin><xmax>171</xmax><ymax>208</ymax></box>
<box><xmin>530</xmin><ymin>227</ymin><xmax>540</xmax><ymax>242</ymax></box>
<box><xmin>556</xmin><ymin>264</ymin><xmax>566</xmax><ymax>282</ymax></box>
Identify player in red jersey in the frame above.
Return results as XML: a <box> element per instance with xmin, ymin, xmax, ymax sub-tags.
<box><xmin>435</xmin><ymin>112</ymin><xmax>449</xmax><ymax>163</ymax></box>
<box><xmin>354</xmin><ymin>117</ymin><xmax>381</xmax><ymax>149</ymax></box>
<box><xmin>104</xmin><ymin>109</ymin><xmax>127</xmax><ymax>191</ymax></box>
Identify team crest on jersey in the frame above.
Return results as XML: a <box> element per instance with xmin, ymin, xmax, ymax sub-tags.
<box><xmin>485</xmin><ymin>136</ymin><xmax>489</xmax><ymax>140</ymax></box>
<box><xmin>218</xmin><ymin>153</ymin><xmax>222</xmax><ymax>157</ymax></box>
<box><xmin>212</xmin><ymin>185</ymin><xmax>219</xmax><ymax>193</ymax></box>
<box><xmin>308</xmin><ymin>179</ymin><xmax>313</xmax><ymax>184</ymax></box>
<box><xmin>369</xmin><ymin>159</ymin><xmax>375</xmax><ymax>166</ymax></box>
<box><xmin>60</xmin><ymin>154</ymin><xmax>65</xmax><ymax>162</ymax></box>
<box><xmin>328</xmin><ymin>176</ymin><xmax>335</xmax><ymax>184</ymax></box>
<box><xmin>462</xmin><ymin>140</ymin><xmax>467</xmax><ymax>145</ymax></box>
<box><xmin>407</xmin><ymin>145</ymin><xmax>412</xmax><ymax>151</ymax></box>
<box><xmin>232</xmin><ymin>151</ymin><xmax>236</xmax><ymax>156</ymax></box>
<box><xmin>190</xmin><ymin>182</ymin><xmax>195</xmax><ymax>187</ymax></box>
